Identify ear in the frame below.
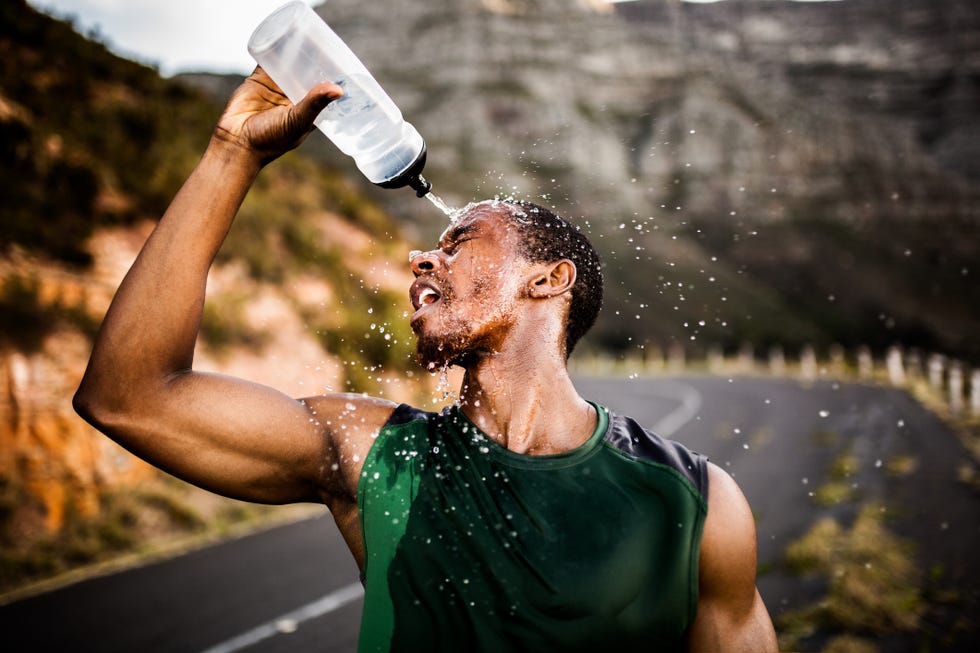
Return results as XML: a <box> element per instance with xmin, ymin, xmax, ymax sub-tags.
<box><xmin>527</xmin><ymin>259</ymin><xmax>576</xmax><ymax>298</ymax></box>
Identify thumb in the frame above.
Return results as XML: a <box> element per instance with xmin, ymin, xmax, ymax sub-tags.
<box><xmin>292</xmin><ymin>81</ymin><xmax>344</xmax><ymax>128</ymax></box>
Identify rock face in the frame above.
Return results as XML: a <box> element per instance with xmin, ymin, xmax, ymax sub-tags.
<box><xmin>310</xmin><ymin>0</ymin><xmax>980</xmax><ymax>359</ymax></box>
<box><xmin>0</xmin><ymin>214</ymin><xmax>427</xmax><ymax>540</ymax></box>
<box><xmin>1</xmin><ymin>333</ymin><xmax>152</xmax><ymax>534</ymax></box>
<box><xmin>316</xmin><ymin>0</ymin><xmax>979</xmax><ymax>202</ymax></box>
<box><xmin>0</xmin><ymin>231</ymin><xmax>157</xmax><ymax>536</ymax></box>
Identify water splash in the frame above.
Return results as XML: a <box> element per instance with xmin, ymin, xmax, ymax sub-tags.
<box><xmin>432</xmin><ymin>363</ymin><xmax>458</xmax><ymax>404</ymax></box>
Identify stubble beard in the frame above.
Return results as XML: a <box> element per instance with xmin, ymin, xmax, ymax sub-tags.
<box><xmin>414</xmin><ymin>316</ymin><xmax>478</xmax><ymax>370</ymax></box>
<box><xmin>412</xmin><ymin>284</ymin><xmax>474</xmax><ymax>370</ymax></box>
<box><xmin>412</xmin><ymin>277</ymin><xmax>511</xmax><ymax>371</ymax></box>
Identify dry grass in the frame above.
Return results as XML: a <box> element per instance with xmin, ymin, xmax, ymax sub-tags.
<box><xmin>0</xmin><ymin>474</ymin><xmax>313</xmax><ymax>599</ymax></box>
<box><xmin>778</xmin><ymin>504</ymin><xmax>923</xmax><ymax>650</ymax></box>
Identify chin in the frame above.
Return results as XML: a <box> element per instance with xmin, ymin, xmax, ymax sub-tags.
<box><xmin>414</xmin><ymin>333</ymin><xmax>479</xmax><ymax>371</ymax></box>
<box><xmin>415</xmin><ymin>341</ymin><xmax>460</xmax><ymax>370</ymax></box>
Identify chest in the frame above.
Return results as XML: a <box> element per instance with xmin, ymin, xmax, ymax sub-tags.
<box><xmin>364</xmin><ymin>448</ymin><xmax>702</xmax><ymax>649</ymax></box>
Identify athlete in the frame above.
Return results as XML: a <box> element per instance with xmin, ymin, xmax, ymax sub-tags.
<box><xmin>74</xmin><ymin>68</ymin><xmax>778</xmax><ymax>651</ymax></box>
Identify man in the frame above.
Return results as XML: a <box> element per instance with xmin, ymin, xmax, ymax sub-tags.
<box><xmin>74</xmin><ymin>68</ymin><xmax>777</xmax><ymax>651</ymax></box>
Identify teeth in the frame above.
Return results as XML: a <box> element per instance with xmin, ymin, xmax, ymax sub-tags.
<box><xmin>420</xmin><ymin>288</ymin><xmax>439</xmax><ymax>305</ymax></box>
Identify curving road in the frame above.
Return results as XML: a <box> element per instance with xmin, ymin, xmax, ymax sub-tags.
<box><xmin>2</xmin><ymin>375</ymin><xmax>977</xmax><ymax>651</ymax></box>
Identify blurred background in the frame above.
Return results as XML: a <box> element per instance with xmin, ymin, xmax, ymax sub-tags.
<box><xmin>1</xmin><ymin>0</ymin><xmax>978</xmax><ymax>651</ymax></box>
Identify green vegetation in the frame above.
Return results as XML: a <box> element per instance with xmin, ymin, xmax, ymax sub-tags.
<box><xmin>812</xmin><ymin>452</ymin><xmax>861</xmax><ymax>507</ymax></box>
<box><xmin>778</xmin><ymin>504</ymin><xmax>923</xmax><ymax>651</ymax></box>
<box><xmin>0</xmin><ymin>0</ymin><xmax>420</xmax><ymax>594</ymax></box>
<box><xmin>1</xmin><ymin>0</ymin><xmax>216</xmax><ymax>265</ymax></box>
<box><xmin>310</xmin><ymin>289</ymin><xmax>416</xmax><ymax>394</ymax></box>
<box><xmin>0</xmin><ymin>478</ymin><xmax>196</xmax><ymax>593</ymax></box>
<box><xmin>216</xmin><ymin>152</ymin><xmax>416</xmax><ymax>393</ymax></box>
<box><xmin>820</xmin><ymin>635</ymin><xmax>879</xmax><ymax>653</ymax></box>
<box><xmin>200</xmin><ymin>290</ymin><xmax>272</xmax><ymax>355</ymax></box>
<box><xmin>885</xmin><ymin>454</ymin><xmax>918</xmax><ymax>478</ymax></box>
<box><xmin>0</xmin><ymin>1</ymin><xmax>412</xmax><ymax>394</ymax></box>
<box><xmin>0</xmin><ymin>274</ymin><xmax>99</xmax><ymax>352</ymax></box>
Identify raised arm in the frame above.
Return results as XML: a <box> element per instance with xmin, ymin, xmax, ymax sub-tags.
<box><xmin>686</xmin><ymin>463</ymin><xmax>779</xmax><ymax>652</ymax></box>
<box><xmin>73</xmin><ymin>69</ymin><xmax>395</xmax><ymax>509</ymax></box>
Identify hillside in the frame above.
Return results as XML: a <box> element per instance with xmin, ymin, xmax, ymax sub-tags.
<box><xmin>286</xmin><ymin>0</ymin><xmax>980</xmax><ymax>362</ymax></box>
<box><xmin>2</xmin><ymin>0</ymin><xmax>979</xmax><ymax>594</ymax></box>
<box><xmin>0</xmin><ymin>0</ymin><xmax>438</xmax><ymax>592</ymax></box>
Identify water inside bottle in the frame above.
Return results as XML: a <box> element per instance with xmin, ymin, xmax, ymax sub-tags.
<box><xmin>425</xmin><ymin>191</ymin><xmax>456</xmax><ymax>218</ymax></box>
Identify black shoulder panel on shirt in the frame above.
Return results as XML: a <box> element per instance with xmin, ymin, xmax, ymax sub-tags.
<box><xmin>603</xmin><ymin>412</ymin><xmax>709</xmax><ymax>499</ymax></box>
<box><xmin>386</xmin><ymin>403</ymin><xmax>433</xmax><ymax>426</ymax></box>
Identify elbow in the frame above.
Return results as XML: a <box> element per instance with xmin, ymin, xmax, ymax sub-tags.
<box><xmin>73</xmin><ymin>378</ymin><xmax>104</xmax><ymax>429</ymax></box>
<box><xmin>73</xmin><ymin>374</ymin><xmax>123</xmax><ymax>433</ymax></box>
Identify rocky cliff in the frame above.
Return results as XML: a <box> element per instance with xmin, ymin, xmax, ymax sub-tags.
<box><xmin>306</xmin><ymin>0</ymin><xmax>980</xmax><ymax>360</ymax></box>
<box><xmin>3</xmin><ymin>0</ymin><xmax>979</xmax><ymax>592</ymax></box>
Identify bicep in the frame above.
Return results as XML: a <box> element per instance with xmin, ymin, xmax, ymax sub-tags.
<box><xmin>687</xmin><ymin>463</ymin><xmax>778</xmax><ymax>652</ymax></box>
<box><xmin>91</xmin><ymin>370</ymin><xmax>385</xmax><ymax>505</ymax></box>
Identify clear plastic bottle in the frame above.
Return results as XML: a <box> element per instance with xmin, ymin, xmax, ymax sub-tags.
<box><xmin>248</xmin><ymin>1</ymin><xmax>431</xmax><ymax>196</ymax></box>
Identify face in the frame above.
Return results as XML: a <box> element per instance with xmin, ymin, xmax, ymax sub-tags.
<box><xmin>408</xmin><ymin>202</ymin><xmax>530</xmax><ymax>369</ymax></box>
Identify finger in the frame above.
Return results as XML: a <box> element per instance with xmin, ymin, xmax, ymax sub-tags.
<box><xmin>292</xmin><ymin>81</ymin><xmax>344</xmax><ymax>127</ymax></box>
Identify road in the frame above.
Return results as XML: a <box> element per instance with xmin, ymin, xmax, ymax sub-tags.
<box><xmin>2</xmin><ymin>375</ymin><xmax>977</xmax><ymax>651</ymax></box>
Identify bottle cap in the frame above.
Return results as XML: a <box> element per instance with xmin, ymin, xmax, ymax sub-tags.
<box><xmin>375</xmin><ymin>145</ymin><xmax>430</xmax><ymax>197</ymax></box>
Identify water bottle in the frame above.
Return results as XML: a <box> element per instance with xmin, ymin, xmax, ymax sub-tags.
<box><xmin>248</xmin><ymin>1</ymin><xmax>431</xmax><ymax>196</ymax></box>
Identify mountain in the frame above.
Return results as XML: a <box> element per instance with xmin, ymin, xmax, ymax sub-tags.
<box><xmin>285</xmin><ymin>0</ymin><xmax>980</xmax><ymax>362</ymax></box>
<box><xmin>2</xmin><ymin>0</ymin><xmax>979</xmax><ymax>592</ymax></box>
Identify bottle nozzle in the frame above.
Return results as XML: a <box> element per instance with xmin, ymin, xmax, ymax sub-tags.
<box><xmin>409</xmin><ymin>174</ymin><xmax>432</xmax><ymax>198</ymax></box>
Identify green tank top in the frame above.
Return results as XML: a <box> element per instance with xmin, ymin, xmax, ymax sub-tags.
<box><xmin>357</xmin><ymin>403</ymin><xmax>708</xmax><ymax>652</ymax></box>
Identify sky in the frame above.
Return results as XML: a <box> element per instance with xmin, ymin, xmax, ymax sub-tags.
<box><xmin>26</xmin><ymin>0</ymin><xmax>326</xmax><ymax>77</ymax></box>
<box><xmin>27</xmin><ymin>0</ymin><xmax>838</xmax><ymax>77</ymax></box>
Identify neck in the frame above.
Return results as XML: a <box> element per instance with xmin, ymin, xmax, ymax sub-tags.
<box><xmin>456</xmin><ymin>342</ymin><xmax>596</xmax><ymax>455</ymax></box>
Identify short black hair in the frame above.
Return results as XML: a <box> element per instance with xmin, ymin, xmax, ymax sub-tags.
<box><xmin>506</xmin><ymin>200</ymin><xmax>603</xmax><ymax>358</ymax></box>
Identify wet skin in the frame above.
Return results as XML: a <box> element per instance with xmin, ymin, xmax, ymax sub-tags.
<box><xmin>74</xmin><ymin>68</ymin><xmax>778</xmax><ymax>651</ymax></box>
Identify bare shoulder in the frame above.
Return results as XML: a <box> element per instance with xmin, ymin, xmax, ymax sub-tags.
<box><xmin>686</xmin><ymin>462</ymin><xmax>778</xmax><ymax>651</ymax></box>
<box><xmin>301</xmin><ymin>393</ymin><xmax>400</xmax><ymax>430</ymax></box>
<box><xmin>700</xmin><ymin>463</ymin><xmax>758</xmax><ymax>595</ymax></box>
<box><xmin>301</xmin><ymin>393</ymin><xmax>400</xmax><ymax>498</ymax></box>
<box><xmin>705</xmin><ymin>464</ymin><xmax>755</xmax><ymax>550</ymax></box>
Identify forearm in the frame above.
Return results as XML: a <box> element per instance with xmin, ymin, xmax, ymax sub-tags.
<box><xmin>76</xmin><ymin>140</ymin><xmax>262</xmax><ymax>413</ymax></box>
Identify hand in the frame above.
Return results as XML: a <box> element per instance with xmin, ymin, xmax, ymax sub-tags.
<box><xmin>213</xmin><ymin>66</ymin><xmax>343</xmax><ymax>165</ymax></box>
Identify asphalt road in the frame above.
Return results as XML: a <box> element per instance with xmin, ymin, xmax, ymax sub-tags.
<box><xmin>2</xmin><ymin>375</ymin><xmax>977</xmax><ymax>651</ymax></box>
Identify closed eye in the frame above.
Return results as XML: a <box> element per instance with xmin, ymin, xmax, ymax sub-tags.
<box><xmin>439</xmin><ymin>223</ymin><xmax>480</xmax><ymax>255</ymax></box>
<box><xmin>444</xmin><ymin>237</ymin><xmax>471</xmax><ymax>255</ymax></box>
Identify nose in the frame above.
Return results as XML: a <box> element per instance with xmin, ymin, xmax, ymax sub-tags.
<box><xmin>409</xmin><ymin>249</ymin><xmax>441</xmax><ymax>276</ymax></box>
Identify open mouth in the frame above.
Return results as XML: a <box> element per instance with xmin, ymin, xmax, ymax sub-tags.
<box><xmin>410</xmin><ymin>279</ymin><xmax>442</xmax><ymax>312</ymax></box>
